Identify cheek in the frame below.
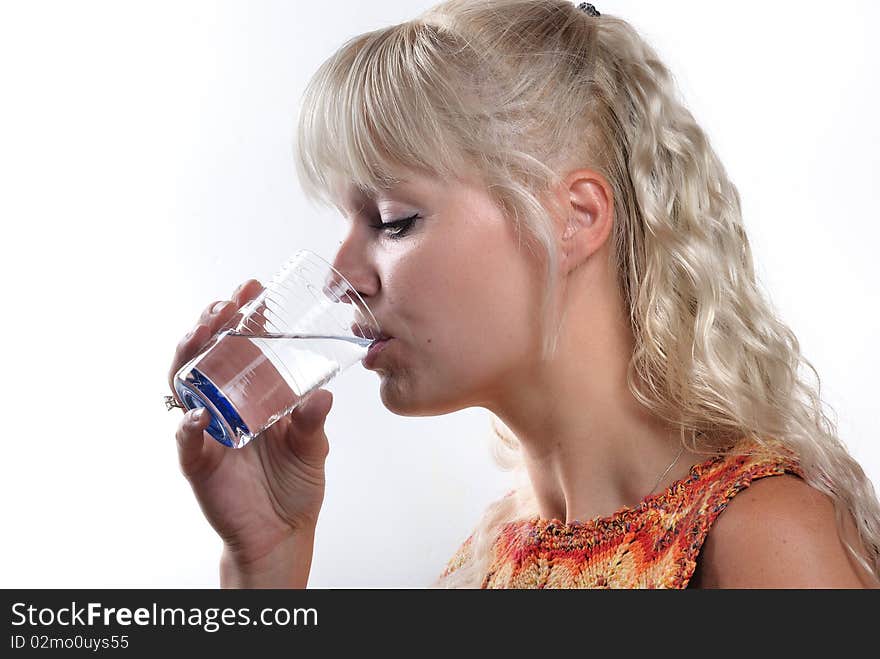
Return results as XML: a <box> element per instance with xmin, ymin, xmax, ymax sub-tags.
<box><xmin>419</xmin><ymin>240</ymin><xmax>542</xmax><ymax>376</ymax></box>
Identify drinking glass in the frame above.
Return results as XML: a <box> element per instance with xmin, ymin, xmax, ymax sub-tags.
<box><xmin>172</xmin><ymin>249</ymin><xmax>382</xmax><ymax>449</ymax></box>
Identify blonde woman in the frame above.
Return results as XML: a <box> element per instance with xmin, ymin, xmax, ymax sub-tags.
<box><xmin>169</xmin><ymin>0</ymin><xmax>879</xmax><ymax>588</ymax></box>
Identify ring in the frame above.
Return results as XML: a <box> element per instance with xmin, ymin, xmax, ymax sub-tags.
<box><xmin>164</xmin><ymin>395</ymin><xmax>185</xmax><ymax>411</ymax></box>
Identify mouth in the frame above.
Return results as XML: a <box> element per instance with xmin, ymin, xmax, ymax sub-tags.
<box><xmin>362</xmin><ymin>335</ymin><xmax>393</xmax><ymax>369</ymax></box>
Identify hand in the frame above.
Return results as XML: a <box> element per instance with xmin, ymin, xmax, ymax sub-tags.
<box><xmin>168</xmin><ymin>279</ymin><xmax>333</xmax><ymax>580</ymax></box>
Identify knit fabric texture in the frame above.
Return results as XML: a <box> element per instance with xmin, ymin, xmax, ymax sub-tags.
<box><xmin>440</xmin><ymin>439</ymin><xmax>804</xmax><ymax>588</ymax></box>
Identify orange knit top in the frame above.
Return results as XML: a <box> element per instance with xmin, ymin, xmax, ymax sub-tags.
<box><xmin>439</xmin><ymin>439</ymin><xmax>804</xmax><ymax>588</ymax></box>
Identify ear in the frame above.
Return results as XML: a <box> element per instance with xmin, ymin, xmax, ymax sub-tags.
<box><xmin>552</xmin><ymin>169</ymin><xmax>614</xmax><ymax>276</ymax></box>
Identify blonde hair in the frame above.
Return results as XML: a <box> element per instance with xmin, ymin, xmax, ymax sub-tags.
<box><xmin>293</xmin><ymin>0</ymin><xmax>880</xmax><ymax>586</ymax></box>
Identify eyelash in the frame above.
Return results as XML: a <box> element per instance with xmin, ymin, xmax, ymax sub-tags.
<box><xmin>369</xmin><ymin>213</ymin><xmax>420</xmax><ymax>240</ymax></box>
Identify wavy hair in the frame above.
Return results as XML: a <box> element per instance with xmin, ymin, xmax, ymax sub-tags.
<box><xmin>293</xmin><ymin>0</ymin><xmax>880</xmax><ymax>586</ymax></box>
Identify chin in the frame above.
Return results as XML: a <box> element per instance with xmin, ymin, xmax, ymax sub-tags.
<box><xmin>377</xmin><ymin>373</ymin><xmax>471</xmax><ymax>417</ymax></box>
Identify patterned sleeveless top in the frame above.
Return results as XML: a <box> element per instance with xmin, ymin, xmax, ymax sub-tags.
<box><xmin>439</xmin><ymin>439</ymin><xmax>803</xmax><ymax>588</ymax></box>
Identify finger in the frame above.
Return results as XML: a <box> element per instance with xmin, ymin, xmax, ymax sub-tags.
<box><xmin>169</xmin><ymin>280</ymin><xmax>266</xmax><ymax>403</ymax></box>
<box><xmin>198</xmin><ymin>279</ymin><xmax>263</xmax><ymax>324</ymax></box>
<box><xmin>190</xmin><ymin>296</ymin><xmax>247</xmax><ymax>366</ymax></box>
<box><xmin>198</xmin><ymin>298</ymin><xmax>237</xmax><ymax>331</ymax></box>
<box><xmin>231</xmin><ymin>279</ymin><xmax>264</xmax><ymax>308</ymax></box>
<box><xmin>167</xmin><ymin>323</ymin><xmax>210</xmax><ymax>402</ymax></box>
<box><xmin>221</xmin><ymin>279</ymin><xmax>265</xmax><ymax>333</ymax></box>
<box><xmin>176</xmin><ymin>408</ymin><xmax>211</xmax><ymax>477</ymax></box>
<box><xmin>236</xmin><ymin>296</ymin><xmax>272</xmax><ymax>336</ymax></box>
<box><xmin>199</xmin><ymin>279</ymin><xmax>266</xmax><ymax>333</ymax></box>
<box><xmin>238</xmin><ymin>279</ymin><xmax>290</xmax><ymax>338</ymax></box>
<box><xmin>233</xmin><ymin>279</ymin><xmax>279</xmax><ymax>337</ymax></box>
<box><xmin>284</xmin><ymin>389</ymin><xmax>333</xmax><ymax>463</ymax></box>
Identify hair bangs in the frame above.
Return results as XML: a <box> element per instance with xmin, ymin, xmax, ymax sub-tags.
<box><xmin>295</xmin><ymin>21</ymin><xmax>475</xmax><ymax>208</ymax></box>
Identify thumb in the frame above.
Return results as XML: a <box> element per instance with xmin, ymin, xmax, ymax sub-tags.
<box><xmin>291</xmin><ymin>388</ymin><xmax>333</xmax><ymax>432</ymax></box>
<box><xmin>286</xmin><ymin>388</ymin><xmax>333</xmax><ymax>462</ymax></box>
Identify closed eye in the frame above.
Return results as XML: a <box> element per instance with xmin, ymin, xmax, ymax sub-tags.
<box><xmin>369</xmin><ymin>213</ymin><xmax>420</xmax><ymax>240</ymax></box>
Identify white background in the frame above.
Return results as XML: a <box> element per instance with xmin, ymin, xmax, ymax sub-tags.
<box><xmin>1</xmin><ymin>0</ymin><xmax>877</xmax><ymax>587</ymax></box>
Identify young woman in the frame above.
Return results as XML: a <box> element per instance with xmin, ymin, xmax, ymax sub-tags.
<box><xmin>168</xmin><ymin>0</ymin><xmax>879</xmax><ymax>588</ymax></box>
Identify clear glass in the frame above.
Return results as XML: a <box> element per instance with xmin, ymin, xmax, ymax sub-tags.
<box><xmin>173</xmin><ymin>249</ymin><xmax>381</xmax><ymax>449</ymax></box>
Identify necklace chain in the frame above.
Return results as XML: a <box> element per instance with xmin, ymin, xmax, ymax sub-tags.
<box><xmin>647</xmin><ymin>444</ymin><xmax>685</xmax><ymax>496</ymax></box>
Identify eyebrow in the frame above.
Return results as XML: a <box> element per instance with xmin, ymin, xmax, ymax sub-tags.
<box><xmin>334</xmin><ymin>197</ymin><xmax>372</xmax><ymax>223</ymax></box>
<box><xmin>335</xmin><ymin>181</ymin><xmax>419</xmax><ymax>221</ymax></box>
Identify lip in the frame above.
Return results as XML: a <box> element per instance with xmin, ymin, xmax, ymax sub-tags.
<box><xmin>362</xmin><ymin>337</ymin><xmax>393</xmax><ymax>369</ymax></box>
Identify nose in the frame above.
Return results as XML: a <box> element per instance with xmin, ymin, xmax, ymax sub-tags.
<box><xmin>326</xmin><ymin>229</ymin><xmax>378</xmax><ymax>301</ymax></box>
<box><xmin>321</xmin><ymin>271</ymin><xmax>377</xmax><ymax>332</ymax></box>
<box><xmin>321</xmin><ymin>234</ymin><xmax>380</xmax><ymax>331</ymax></box>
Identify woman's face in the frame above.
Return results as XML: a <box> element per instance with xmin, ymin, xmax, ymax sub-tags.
<box><xmin>331</xmin><ymin>173</ymin><xmax>548</xmax><ymax>416</ymax></box>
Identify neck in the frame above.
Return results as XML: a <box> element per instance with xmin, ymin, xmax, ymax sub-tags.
<box><xmin>485</xmin><ymin>259</ymin><xmax>702</xmax><ymax>524</ymax></box>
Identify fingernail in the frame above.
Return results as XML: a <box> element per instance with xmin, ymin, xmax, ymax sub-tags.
<box><xmin>191</xmin><ymin>408</ymin><xmax>206</xmax><ymax>423</ymax></box>
<box><xmin>212</xmin><ymin>301</ymin><xmax>230</xmax><ymax>314</ymax></box>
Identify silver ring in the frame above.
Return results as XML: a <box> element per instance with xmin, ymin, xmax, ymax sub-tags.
<box><xmin>164</xmin><ymin>395</ymin><xmax>185</xmax><ymax>411</ymax></box>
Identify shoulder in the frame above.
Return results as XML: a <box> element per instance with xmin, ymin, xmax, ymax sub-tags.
<box><xmin>695</xmin><ymin>473</ymin><xmax>877</xmax><ymax>588</ymax></box>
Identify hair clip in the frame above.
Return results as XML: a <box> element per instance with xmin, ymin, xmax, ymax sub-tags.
<box><xmin>578</xmin><ymin>2</ymin><xmax>601</xmax><ymax>17</ymax></box>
